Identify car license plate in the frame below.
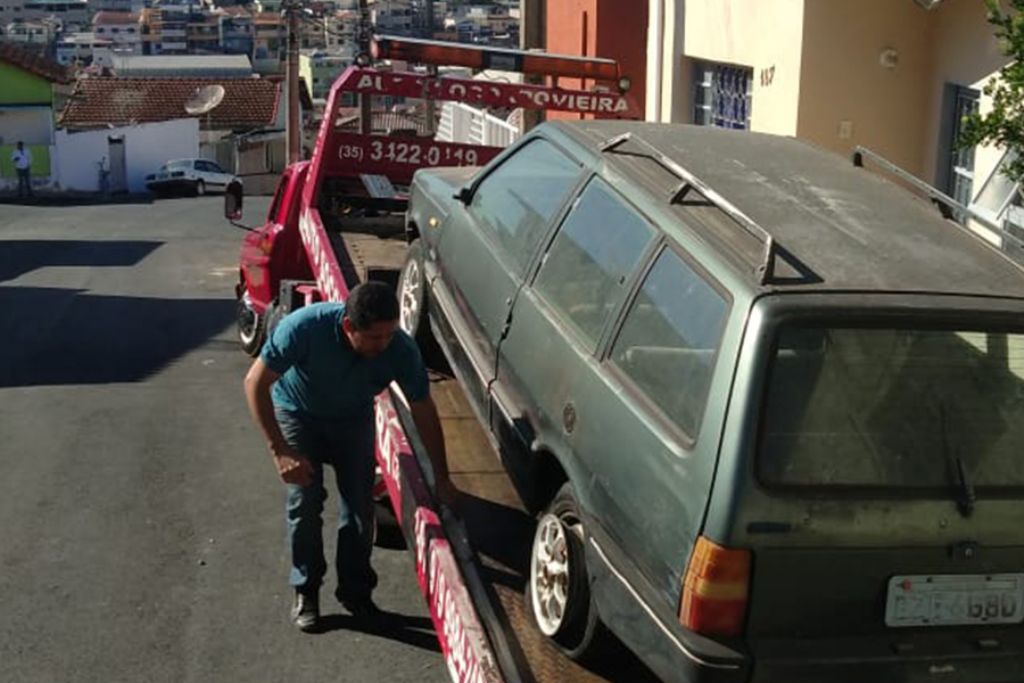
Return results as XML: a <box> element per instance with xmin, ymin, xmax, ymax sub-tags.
<box><xmin>885</xmin><ymin>573</ymin><xmax>1024</xmax><ymax>627</ymax></box>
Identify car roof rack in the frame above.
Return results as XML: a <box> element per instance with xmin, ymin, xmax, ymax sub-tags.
<box><xmin>851</xmin><ymin>145</ymin><xmax>1024</xmax><ymax>256</ymax></box>
<box><xmin>600</xmin><ymin>131</ymin><xmax>778</xmax><ymax>285</ymax></box>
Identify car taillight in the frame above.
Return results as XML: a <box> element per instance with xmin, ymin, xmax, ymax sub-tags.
<box><xmin>679</xmin><ymin>536</ymin><xmax>751</xmax><ymax>637</ymax></box>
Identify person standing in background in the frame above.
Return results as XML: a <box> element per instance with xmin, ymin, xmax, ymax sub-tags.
<box><xmin>11</xmin><ymin>142</ymin><xmax>32</xmax><ymax>199</ymax></box>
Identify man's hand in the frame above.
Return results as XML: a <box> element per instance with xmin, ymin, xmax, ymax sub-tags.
<box><xmin>273</xmin><ymin>447</ymin><xmax>314</xmax><ymax>487</ymax></box>
<box><xmin>409</xmin><ymin>397</ymin><xmax>456</xmax><ymax>509</ymax></box>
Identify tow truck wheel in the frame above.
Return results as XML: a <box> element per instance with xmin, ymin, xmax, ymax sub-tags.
<box><xmin>398</xmin><ymin>240</ymin><xmax>442</xmax><ymax>367</ymax></box>
<box><xmin>237</xmin><ymin>293</ymin><xmax>265</xmax><ymax>356</ymax></box>
<box><xmin>527</xmin><ymin>483</ymin><xmax>607</xmax><ymax>661</ymax></box>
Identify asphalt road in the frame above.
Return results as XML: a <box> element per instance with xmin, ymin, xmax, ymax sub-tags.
<box><xmin>0</xmin><ymin>197</ymin><xmax>446</xmax><ymax>683</ymax></box>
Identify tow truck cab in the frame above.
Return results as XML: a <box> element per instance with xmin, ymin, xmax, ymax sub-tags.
<box><xmin>233</xmin><ymin>163</ymin><xmax>312</xmax><ymax>354</ymax></box>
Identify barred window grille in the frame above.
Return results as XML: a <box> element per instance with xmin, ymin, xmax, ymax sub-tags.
<box><xmin>693</xmin><ymin>61</ymin><xmax>753</xmax><ymax>130</ymax></box>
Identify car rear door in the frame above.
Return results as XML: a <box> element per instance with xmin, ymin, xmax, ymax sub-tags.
<box><xmin>196</xmin><ymin>160</ymin><xmax>221</xmax><ymax>188</ymax></box>
<box><xmin>207</xmin><ymin>161</ymin><xmax>233</xmax><ymax>189</ymax></box>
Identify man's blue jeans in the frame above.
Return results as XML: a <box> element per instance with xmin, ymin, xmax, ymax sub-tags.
<box><xmin>16</xmin><ymin>169</ymin><xmax>31</xmax><ymax>197</ymax></box>
<box><xmin>275</xmin><ymin>408</ymin><xmax>378</xmax><ymax>600</ymax></box>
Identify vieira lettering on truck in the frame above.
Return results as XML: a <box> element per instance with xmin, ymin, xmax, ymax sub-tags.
<box><xmin>349</xmin><ymin>70</ymin><xmax>635</xmax><ymax>116</ymax></box>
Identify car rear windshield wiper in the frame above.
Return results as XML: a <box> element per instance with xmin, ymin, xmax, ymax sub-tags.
<box><xmin>956</xmin><ymin>456</ymin><xmax>976</xmax><ymax>518</ymax></box>
<box><xmin>940</xmin><ymin>403</ymin><xmax>975</xmax><ymax>518</ymax></box>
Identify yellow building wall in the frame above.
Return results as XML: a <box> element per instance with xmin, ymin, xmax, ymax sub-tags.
<box><xmin>797</xmin><ymin>0</ymin><xmax>934</xmax><ymax>176</ymax></box>
<box><xmin>682</xmin><ymin>0</ymin><xmax>805</xmax><ymax>136</ymax></box>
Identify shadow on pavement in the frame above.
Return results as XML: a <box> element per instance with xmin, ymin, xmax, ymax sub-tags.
<box><xmin>458</xmin><ymin>491</ymin><xmax>534</xmax><ymax>578</ymax></box>
<box><xmin>315</xmin><ymin>611</ymin><xmax>441</xmax><ymax>653</ymax></box>
<box><xmin>0</xmin><ymin>285</ymin><xmax>235</xmax><ymax>387</ymax></box>
<box><xmin>0</xmin><ymin>194</ymin><xmax>156</xmax><ymax>207</ymax></box>
<box><xmin>0</xmin><ymin>239</ymin><xmax>162</xmax><ymax>283</ymax></box>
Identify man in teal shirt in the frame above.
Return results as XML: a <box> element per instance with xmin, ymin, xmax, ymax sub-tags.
<box><xmin>244</xmin><ymin>282</ymin><xmax>455</xmax><ymax>632</ymax></box>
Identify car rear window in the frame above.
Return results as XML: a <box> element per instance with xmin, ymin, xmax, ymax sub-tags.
<box><xmin>759</xmin><ymin>325</ymin><xmax>1024</xmax><ymax>489</ymax></box>
<box><xmin>609</xmin><ymin>247</ymin><xmax>729</xmax><ymax>439</ymax></box>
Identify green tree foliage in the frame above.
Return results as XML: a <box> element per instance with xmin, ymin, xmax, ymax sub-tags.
<box><xmin>960</xmin><ymin>0</ymin><xmax>1024</xmax><ymax>183</ymax></box>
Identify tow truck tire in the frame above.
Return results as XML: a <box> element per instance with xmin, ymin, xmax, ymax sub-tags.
<box><xmin>527</xmin><ymin>483</ymin><xmax>608</xmax><ymax>662</ymax></box>
<box><xmin>398</xmin><ymin>240</ymin><xmax>442</xmax><ymax>367</ymax></box>
<box><xmin>237</xmin><ymin>295</ymin><xmax>266</xmax><ymax>356</ymax></box>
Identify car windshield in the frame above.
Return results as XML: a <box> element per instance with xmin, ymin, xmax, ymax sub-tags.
<box><xmin>759</xmin><ymin>324</ymin><xmax>1024</xmax><ymax>490</ymax></box>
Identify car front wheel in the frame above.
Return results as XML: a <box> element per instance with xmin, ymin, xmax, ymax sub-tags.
<box><xmin>527</xmin><ymin>482</ymin><xmax>609</xmax><ymax>662</ymax></box>
<box><xmin>398</xmin><ymin>239</ymin><xmax>442</xmax><ymax>367</ymax></box>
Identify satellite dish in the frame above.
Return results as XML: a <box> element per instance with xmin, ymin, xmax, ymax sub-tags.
<box><xmin>185</xmin><ymin>84</ymin><xmax>226</xmax><ymax>116</ymax></box>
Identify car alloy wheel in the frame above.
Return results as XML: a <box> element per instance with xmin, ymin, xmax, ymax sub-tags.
<box><xmin>399</xmin><ymin>257</ymin><xmax>422</xmax><ymax>335</ymax></box>
<box><xmin>530</xmin><ymin>513</ymin><xmax>574</xmax><ymax>636</ymax></box>
<box><xmin>196</xmin><ymin>180</ymin><xmax>206</xmax><ymax>196</ymax></box>
<box><xmin>525</xmin><ymin>482</ymin><xmax>610</xmax><ymax>662</ymax></box>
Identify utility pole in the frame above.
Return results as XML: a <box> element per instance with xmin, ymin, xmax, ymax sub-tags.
<box><xmin>286</xmin><ymin>0</ymin><xmax>301</xmax><ymax>162</ymax></box>
<box><xmin>424</xmin><ymin>0</ymin><xmax>436</xmax><ymax>135</ymax></box>
<box><xmin>520</xmin><ymin>0</ymin><xmax>545</xmax><ymax>133</ymax></box>
<box><xmin>358</xmin><ymin>0</ymin><xmax>371</xmax><ymax>134</ymax></box>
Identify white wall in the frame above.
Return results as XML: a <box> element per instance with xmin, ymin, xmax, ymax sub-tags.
<box><xmin>0</xmin><ymin>107</ymin><xmax>53</xmax><ymax>146</ymax></box>
<box><xmin>54</xmin><ymin>118</ymin><xmax>199</xmax><ymax>192</ymax></box>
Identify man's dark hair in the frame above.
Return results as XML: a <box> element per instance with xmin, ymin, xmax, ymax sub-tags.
<box><xmin>346</xmin><ymin>281</ymin><xmax>399</xmax><ymax>330</ymax></box>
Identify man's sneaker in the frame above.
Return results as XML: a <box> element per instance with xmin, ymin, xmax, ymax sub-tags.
<box><xmin>337</xmin><ymin>592</ymin><xmax>383</xmax><ymax>620</ymax></box>
<box><xmin>291</xmin><ymin>590</ymin><xmax>319</xmax><ymax>632</ymax></box>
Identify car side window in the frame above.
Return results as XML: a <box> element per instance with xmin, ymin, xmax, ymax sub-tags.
<box><xmin>209</xmin><ymin>162</ymin><xmax>225</xmax><ymax>174</ymax></box>
<box><xmin>470</xmin><ymin>138</ymin><xmax>581</xmax><ymax>276</ymax></box>
<box><xmin>609</xmin><ymin>248</ymin><xmax>729</xmax><ymax>439</ymax></box>
<box><xmin>534</xmin><ymin>177</ymin><xmax>654</xmax><ymax>351</ymax></box>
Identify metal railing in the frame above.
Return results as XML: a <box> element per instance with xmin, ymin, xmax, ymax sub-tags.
<box><xmin>435</xmin><ymin>101</ymin><xmax>519</xmax><ymax>148</ymax></box>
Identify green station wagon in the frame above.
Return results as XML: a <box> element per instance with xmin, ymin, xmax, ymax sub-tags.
<box><xmin>400</xmin><ymin>120</ymin><xmax>1024</xmax><ymax>682</ymax></box>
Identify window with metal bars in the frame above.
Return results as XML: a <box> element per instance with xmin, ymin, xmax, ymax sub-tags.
<box><xmin>692</xmin><ymin>60</ymin><xmax>753</xmax><ymax>130</ymax></box>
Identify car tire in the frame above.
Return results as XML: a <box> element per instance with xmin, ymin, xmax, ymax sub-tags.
<box><xmin>195</xmin><ymin>180</ymin><xmax>206</xmax><ymax>196</ymax></box>
<box><xmin>237</xmin><ymin>293</ymin><xmax>266</xmax><ymax>356</ymax></box>
<box><xmin>398</xmin><ymin>240</ymin><xmax>443</xmax><ymax>368</ymax></box>
<box><xmin>526</xmin><ymin>482</ymin><xmax>610</xmax><ymax>662</ymax></box>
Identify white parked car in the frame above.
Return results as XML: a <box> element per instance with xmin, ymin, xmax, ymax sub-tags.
<box><xmin>145</xmin><ymin>158</ymin><xmax>240</xmax><ymax>197</ymax></box>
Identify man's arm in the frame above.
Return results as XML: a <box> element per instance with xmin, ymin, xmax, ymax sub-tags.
<box><xmin>408</xmin><ymin>396</ymin><xmax>457</xmax><ymax>507</ymax></box>
<box><xmin>243</xmin><ymin>357</ymin><xmax>313</xmax><ymax>486</ymax></box>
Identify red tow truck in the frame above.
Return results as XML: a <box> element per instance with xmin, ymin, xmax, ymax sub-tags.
<box><xmin>225</xmin><ymin>37</ymin><xmax>647</xmax><ymax>683</ymax></box>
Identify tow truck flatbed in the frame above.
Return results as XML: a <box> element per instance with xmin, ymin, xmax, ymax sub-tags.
<box><xmin>337</xmin><ymin>218</ymin><xmax>660</xmax><ymax>683</ymax></box>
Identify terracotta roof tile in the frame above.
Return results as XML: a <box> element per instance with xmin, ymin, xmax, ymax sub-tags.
<box><xmin>0</xmin><ymin>42</ymin><xmax>73</xmax><ymax>84</ymax></box>
<box><xmin>59</xmin><ymin>77</ymin><xmax>281</xmax><ymax>130</ymax></box>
